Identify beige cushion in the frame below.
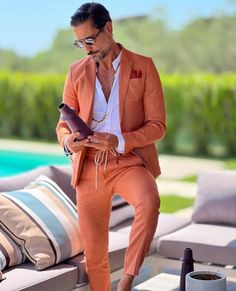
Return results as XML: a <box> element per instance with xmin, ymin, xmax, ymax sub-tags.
<box><xmin>0</xmin><ymin>175</ymin><xmax>83</xmax><ymax>270</ymax></box>
<box><xmin>66</xmin><ymin>231</ymin><xmax>129</xmax><ymax>284</ymax></box>
<box><xmin>66</xmin><ymin>219</ymin><xmax>191</xmax><ymax>285</ymax></box>
<box><xmin>115</xmin><ymin>213</ymin><xmax>191</xmax><ymax>253</ymax></box>
<box><xmin>66</xmin><ymin>216</ymin><xmax>190</xmax><ymax>284</ymax></box>
<box><xmin>192</xmin><ymin>170</ymin><xmax>236</xmax><ymax>226</ymax></box>
<box><xmin>108</xmin><ymin>231</ymin><xmax>129</xmax><ymax>272</ymax></box>
<box><xmin>0</xmin><ymin>228</ymin><xmax>27</xmax><ymax>271</ymax></box>
<box><xmin>157</xmin><ymin>223</ymin><xmax>236</xmax><ymax>266</ymax></box>
<box><xmin>109</xmin><ymin>195</ymin><xmax>134</xmax><ymax>228</ymax></box>
<box><xmin>1</xmin><ymin>263</ymin><xmax>77</xmax><ymax>291</ymax></box>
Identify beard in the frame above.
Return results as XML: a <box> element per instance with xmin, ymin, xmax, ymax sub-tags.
<box><xmin>88</xmin><ymin>46</ymin><xmax>111</xmax><ymax>63</ymax></box>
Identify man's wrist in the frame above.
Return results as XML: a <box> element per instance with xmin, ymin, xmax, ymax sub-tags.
<box><xmin>115</xmin><ymin>133</ymin><xmax>125</xmax><ymax>153</ymax></box>
<box><xmin>64</xmin><ymin>136</ymin><xmax>73</xmax><ymax>156</ymax></box>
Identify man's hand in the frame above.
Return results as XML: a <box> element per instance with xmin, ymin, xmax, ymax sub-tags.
<box><xmin>65</xmin><ymin>132</ymin><xmax>90</xmax><ymax>154</ymax></box>
<box><xmin>87</xmin><ymin>132</ymin><xmax>118</xmax><ymax>150</ymax></box>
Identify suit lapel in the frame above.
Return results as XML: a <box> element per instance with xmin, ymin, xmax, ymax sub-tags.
<box><xmin>83</xmin><ymin>48</ymin><xmax>133</xmax><ymax>128</ymax></box>
<box><xmin>119</xmin><ymin>48</ymin><xmax>133</xmax><ymax>127</ymax></box>
<box><xmin>84</xmin><ymin>59</ymin><xmax>96</xmax><ymax>125</ymax></box>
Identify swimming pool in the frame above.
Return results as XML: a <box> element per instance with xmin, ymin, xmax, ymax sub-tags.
<box><xmin>0</xmin><ymin>150</ymin><xmax>69</xmax><ymax>177</ymax></box>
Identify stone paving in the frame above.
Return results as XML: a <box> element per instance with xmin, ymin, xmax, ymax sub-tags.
<box><xmin>159</xmin><ymin>154</ymin><xmax>224</xmax><ymax>180</ymax></box>
<box><xmin>0</xmin><ymin>139</ymin><xmax>62</xmax><ymax>155</ymax></box>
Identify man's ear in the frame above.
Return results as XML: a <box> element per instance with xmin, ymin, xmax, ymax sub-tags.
<box><xmin>104</xmin><ymin>21</ymin><xmax>113</xmax><ymax>34</ymax></box>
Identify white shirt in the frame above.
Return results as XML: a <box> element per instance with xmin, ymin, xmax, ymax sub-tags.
<box><xmin>91</xmin><ymin>51</ymin><xmax>125</xmax><ymax>153</ymax></box>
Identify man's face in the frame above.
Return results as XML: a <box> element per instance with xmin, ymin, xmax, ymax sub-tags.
<box><xmin>73</xmin><ymin>19</ymin><xmax>113</xmax><ymax>63</ymax></box>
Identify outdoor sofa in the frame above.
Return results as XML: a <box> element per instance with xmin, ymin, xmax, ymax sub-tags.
<box><xmin>1</xmin><ymin>165</ymin><xmax>236</xmax><ymax>290</ymax></box>
<box><xmin>155</xmin><ymin>169</ymin><xmax>236</xmax><ymax>279</ymax></box>
<box><xmin>0</xmin><ymin>164</ymin><xmax>189</xmax><ymax>291</ymax></box>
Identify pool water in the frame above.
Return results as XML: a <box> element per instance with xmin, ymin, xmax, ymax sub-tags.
<box><xmin>0</xmin><ymin>150</ymin><xmax>69</xmax><ymax>177</ymax></box>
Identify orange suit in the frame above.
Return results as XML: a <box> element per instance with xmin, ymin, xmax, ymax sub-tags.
<box><xmin>56</xmin><ymin>46</ymin><xmax>166</xmax><ymax>290</ymax></box>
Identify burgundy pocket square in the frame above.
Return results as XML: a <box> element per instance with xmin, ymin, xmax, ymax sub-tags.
<box><xmin>130</xmin><ymin>69</ymin><xmax>142</xmax><ymax>79</ymax></box>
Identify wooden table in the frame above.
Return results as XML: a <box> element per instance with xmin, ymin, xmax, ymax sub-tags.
<box><xmin>133</xmin><ymin>272</ymin><xmax>236</xmax><ymax>291</ymax></box>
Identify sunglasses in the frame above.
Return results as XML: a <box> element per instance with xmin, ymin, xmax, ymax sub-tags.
<box><xmin>74</xmin><ymin>29</ymin><xmax>102</xmax><ymax>49</ymax></box>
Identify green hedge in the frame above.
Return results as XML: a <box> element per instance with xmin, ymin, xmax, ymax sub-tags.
<box><xmin>0</xmin><ymin>71</ymin><xmax>236</xmax><ymax>155</ymax></box>
<box><xmin>0</xmin><ymin>71</ymin><xmax>64</xmax><ymax>141</ymax></box>
<box><xmin>161</xmin><ymin>73</ymin><xmax>236</xmax><ymax>155</ymax></box>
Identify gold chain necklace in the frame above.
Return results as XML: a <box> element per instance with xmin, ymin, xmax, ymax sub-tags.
<box><xmin>92</xmin><ymin>111</ymin><xmax>107</xmax><ymax>123</ymax></box>
<box><xmin>92</xmin><ymin>62</ymin><xmax>120</xmax><ymax>124</ymax></box>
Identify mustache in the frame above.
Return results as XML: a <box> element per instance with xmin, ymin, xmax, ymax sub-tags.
<box><xmin>87</xmin><ymin>50</ymin><xmax>99</xmax><ymax>55</ymax></box>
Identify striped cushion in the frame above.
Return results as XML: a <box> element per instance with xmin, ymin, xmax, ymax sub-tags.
<box><xmin>0</xmin><ymin>175</ymin><xmax>83</xmax><ymax>270</ymax></box>
<box><xmin>0</xmin><ymin>228</ymin><xmax>27</xmax><ymax>271</ymax></box>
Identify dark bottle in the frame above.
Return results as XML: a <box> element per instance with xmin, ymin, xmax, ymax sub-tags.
<box><xmin>58</xmin><ymin>103</ymin><xmax>93</xmax><ymax>141</ymax></box>
<box><xmin>179</xmin><ymin>248</ymin><xmax>194</xmax><ymax>291</ymax></box>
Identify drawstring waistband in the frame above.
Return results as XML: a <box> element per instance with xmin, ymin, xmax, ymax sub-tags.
<box><xmin>94</xmin><ymin>149</ymin><xmax>118</xmax><ymax>189</ymax></box>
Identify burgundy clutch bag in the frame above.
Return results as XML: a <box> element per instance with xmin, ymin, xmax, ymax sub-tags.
<box><xmin>58</xmin><ymin>103</ymin><xmax>93</xmax><ymax>141</ymax></box>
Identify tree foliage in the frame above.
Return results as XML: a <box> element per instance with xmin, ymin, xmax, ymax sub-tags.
<box><xmin>0</xmin><ymin>15</ymin><xmax>235</xmax><ymax>74</ymax></box>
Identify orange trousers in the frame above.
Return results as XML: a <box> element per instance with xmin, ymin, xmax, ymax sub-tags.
<box><xmin>75</xmin><ymin>148</ymin><xmax>160</xmax><ymax>291</ymax></box>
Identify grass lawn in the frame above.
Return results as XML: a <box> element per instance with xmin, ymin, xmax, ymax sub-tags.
<box><xmin>160</xmin><ymin>195</ymin><xmax>195</xmax><ymax>213</ymax></box>
<box><xmin>224</xmin><ymin>159</ymin><xmax>236</xmax><ymax>169</ymax></box>
<box><xmin>180</xmin><ymin>175</ymin><xmax>197</xmax><ymax>183</ymax></box>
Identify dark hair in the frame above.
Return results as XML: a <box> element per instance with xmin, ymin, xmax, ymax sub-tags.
<box><xmin>70</xmin><ymin>2</ymin><xmax>112</xmax><ymax>29</ymax></box>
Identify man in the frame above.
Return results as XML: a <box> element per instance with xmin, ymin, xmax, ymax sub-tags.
<box><xmin>56</xmin><ymin>3</ymin><xmax>166</xmax><ymax>291</ymax></box>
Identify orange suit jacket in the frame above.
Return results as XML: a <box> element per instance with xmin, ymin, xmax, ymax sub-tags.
<box><xmin>56</xmin><ymin>46</ymin><xmax>166</xmax><ymax>188</ymax></box>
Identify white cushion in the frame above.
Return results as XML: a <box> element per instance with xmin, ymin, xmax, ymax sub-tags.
<box><xmin>192</xmin><ymin>170</ymin><xmax>236</xmax><ymax>226</ymax></box>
